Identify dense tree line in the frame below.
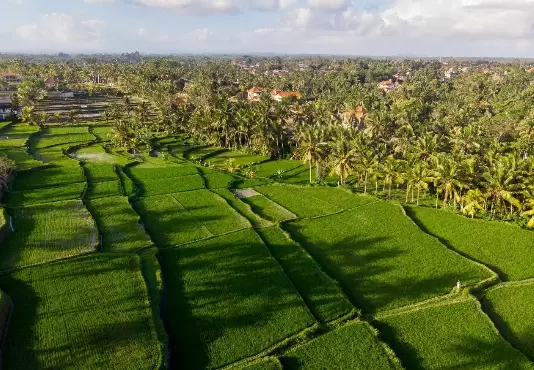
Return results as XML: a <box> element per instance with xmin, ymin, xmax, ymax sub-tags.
<box><xmin>3</xmin><ymin>57</ymin><xmax>534</xmax><ymax>224</ymax></box>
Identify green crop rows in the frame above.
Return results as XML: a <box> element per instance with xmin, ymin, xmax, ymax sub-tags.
<box><xmin>4</xmin><ymin>129</ymin><xmax>534</xmax><ymax>369</ymax></box>
<box><xmin>285</xmin><ymin>202</ymin><xmax>492</xmax><ymax>312</ymax></box>
<box><xmin>7</xmin><ymin>182</ymin><xmax>85</xmax><ymax>207</ymax></box>
<box><xmin>483</xmin><ymin>282</ymin><xmax>534</xmax><ymax>358</ymax></box>
<box><xmin>282</xmin><ymin>321</ymin><xmax>400</xmax><ymax>370</ymax></box>
<box><xmin>0</xmin><ymin>200</ymin><xmax>98</xmax><ymax>270</ymax></box>
<box><xmin>87</xmin><ymin>196</ymin><xmax>152</xmax><ymax>252</ymax></box>
<box><xmin>376</xmin><ymin>297</ymin><xmax>534</xmax><ymax>369</ymax></box>
<box><xmin>406</xmin><ymin>206</ymin><xmax>534</xmax><ymax>281</ymax></box>
<box><xmin>257</xmin><ymin>226</ymin><xmax>353</xmax><ymax>323</ymax></box>
<box><xmin>133</xmin><ymin>194</ymin><xmax>212</xmax><ymax>246</ymax></box>
<box><xmin>0</xmin><ymin>254</ymin><xmax>165</xmax><ymax>369</ymax></box>
<box><xmin>242</xmin><ymin>195</ymin><xmax>296</xmax><ymax>222</ymax></box>
<box><xmin>160</xmin><ymin>229</ymin><xmax>315</xmax><ymax>369</ymax></box>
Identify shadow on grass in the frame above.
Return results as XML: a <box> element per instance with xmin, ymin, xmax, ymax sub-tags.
<box><xmin>481</xmin><ymin>298</ymin><xmax>534</xmax><ymax>362</ymax></box>
<box><xmin>160</xmin><ymin>230</ymin><xmax>316</xmax><ymax>370</ymax></box>
<box><xmin>403</xmin><ymin>206</ymin><xmax>507</xmax><ymax>281</ymax></box>
<box><xmin>0</xmin><ymin>273</ymin><xmax>39</xmax><ymax>369</ymax></box>
<box><xmin>283</xmin><ymin>222</ymin><xmax>478</xmax><ymax>314</ymax></box>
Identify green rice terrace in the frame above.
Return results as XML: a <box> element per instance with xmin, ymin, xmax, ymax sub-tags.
<box><xmin>1</xmin><ymin>122</ymin><xmax>534</xmax><ymax>370</ymax></box>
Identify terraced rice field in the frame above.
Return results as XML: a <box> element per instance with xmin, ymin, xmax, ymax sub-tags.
<box><xmin>483</xmin><ymin>282</ymin><xmax>534</xmax><ymax>359</ymax></box>
<box><xmin>406</xmin><ymin>206</ymin><xmax>534</xmax><ymax>281</ymax></box>
<box><xmin>285</xmin><ymin>202</ymin><xmax>493</xmax><ymax>312</ymax></box>
<box><xmin>159</xmin><ymin>229</ymin><xmax>316</xmax><ymax>369</ymax></box>
<box><xmin>0</xmin><ymin>200</ymin><xmax>98</xmax><ymax>270</ymax></box>
<box><xmin>376</xmin><ymin>297</ymin><xmax>534</xmax><ymax>369</ymax></box>
<box><xmin>0</xmin><ymin>254</ymin><xmax>165</xmax><ymax>369</ymax></box>
<box><xmin>2</xmin><ymin>130</ymin><xmax>534</xmax><ymax>370</ymax></box>
<box><xmin>282</xmin><ymin>321</ymin><xmax>400</xmax><ymax>370</ymax></box>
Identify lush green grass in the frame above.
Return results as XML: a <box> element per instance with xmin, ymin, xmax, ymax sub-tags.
<box><xmin>203</xmin><ymin>172</ymin><xmax>236</xmax><ymax>189</ymax></box>
<box><xmin>12</xmin><ymin>166</ymin><xmax>85</xmax><ymax>191</ymax></box>
<box><xmin>86</xmin><ymin>196</ymin><xmax>152</xmax><ymax>252</ymax></box>
<box><xmin>211</xmin><ymin>189</ymin><xmax>272</xmax><ymax>228</ymax></box>
<box><xmin>159</xmin><ymin>229</ymin><xmax>316</xmax><ymax>369</ymax></box>
<box><xmin>208</xmin><ymin>150</ymin><xmax>268</xmax><ymax>168</ymax></box>
<box><xmin>186</xmin><ymin>146</ymin><xmax>226</xmax><ymax>160</ymax></box>
<box><xmin>1</xmin><ymin>148</ymin><xmax>44</xmax><ymax>171</ymax></box>
<box><xmin>233</xmin><ymin>177</ymin><xmax>271</xmax><ymax>189</ymax></box>
<box><xmin>0</xmin><ymin>200</ymin><xmax>98</xmax><ymax>270</ymax></box>
<box><xmin>242</xmin><ymin>195</ymin><xmax>296</xmax><ymax>222</ymax></box>
<box><xmin>0</xmin><ymin>121</ymin><xmax>11</xmax><ymax>132</ymax></box>
<box><xmin>138</xmin><ymin>175</ymin><xmax>206</xmax><ymax>197</ymax></box>
<box><xmin>84</xmin><ymin>163</ymin><xmax>117</xmax><ymax>183</ymax></box>
<box><xmin>91</xmin><ymin>125</ymin><xmax>113</xmax><ymax>141</ymax></box>
<box><xmin>117</xmin><ymin>166</ymin><xmax>136</xmax><ymax>196</ymax></box>
<box><xmin>133</xmin><ymin>195</ymin><xmax>212</xmax><ymax>247</ymax></box>
<box><xmin>86</xmin><ymin>180</ymin><xmax>122</xmax><ymax>200</ymax></box>
<box><xmin>256</xmin><ymin>186</ymin><xmax>342</xmax><ymax>218</ymax></box>
<box><xmin>139</xmin><ymin>248</ymin><xmax>168</xmax><ymax>359</ymax></box>
<box><xmin>240</xmin><ymin>357</ymin><xmax>283</xmax><ymax>370</ymax></box>
<box><xmin>255</xmin><ymin>160</ymin><xmax>303</xmax><ymax>179</ymax></box>
<box><xmin>298</xmin><ymin>187</ymin><xmax>377</xmax><ymax>209</ymax></box>
<box><xmin>376</xmin><ymin>297</ymin><xmax>534</xmax><ymax>370</ymax></box>
<box><xmin>406</xmin><ymin>206</ymin><xmax>534</xmax><ymax>281</ymax></box>
<box><xmin>257</xmin><ymin>227</ymin><xmax>353</xmax><ymax>323</ymax></box>
<box><xmin>127</xmin><ymin>163</ymin><xmax>198</xmax><ymax>182</ymax></box>
<box><xmin>285</xmin><ymin>202</ymin><xmax>492</xmax><ymax>312</ymax></box>
<box><xmin>0</xmin><ymin>124</ymin><xmax>39</xmax><ymax>149</ymax></box>
<box><xmin>7</xmin><ymin>183</ymin><xmax>85</xmax><ymax>207</ymax></box>
<box><xmin>198</xmin><ymin>167</ymin><xmax>236</xmax><ymax>189</ymax></box>
<box><xmin>32</xmin><ymin>146</ymin><xmax>80</xmax><ymax>167</ymax></box>
<box><xmin>33</xmin><ymin>127</ymin><xmax>95</xmax><ymax>148</ymax></box>
<box><xmin>0</xmin><ymin>254</ymin><xmax>165</xmax><ymax>369</ymax></box>
<box><xmin>483</xmin><ymin>282</ymin><xmax>534</xmax><ymax>359</ymax></box>
<box><xmin>282</xmin><ymin>321</ymin><xmax>400</xmax><ymax>370</ymax></box>
<box><xmin>173</xmin><ymin>190</ymin><xmax>250</xmax><ymax>235</ymax></box>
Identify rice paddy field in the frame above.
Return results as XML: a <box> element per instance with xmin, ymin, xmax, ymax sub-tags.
<box><xmin>1</xmin><ymin>126</ymin><xmax>534</xmax><ymax>369</ymax></box>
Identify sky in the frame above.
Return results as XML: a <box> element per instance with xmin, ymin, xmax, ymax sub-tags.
<box><xmin>3</xmin><ymin>0</ymin><xmax>534</xmax><ymax>57</ymax></box>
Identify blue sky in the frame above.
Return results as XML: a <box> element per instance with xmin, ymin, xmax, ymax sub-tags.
<box><xmin>3</xmin><ymin>0</ymin><xmax>534</xmax><ymax>57</ymax></box>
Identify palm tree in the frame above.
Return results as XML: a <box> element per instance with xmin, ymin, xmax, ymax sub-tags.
<box><xmin>462</xmin><ymin>189</ymin><xmax>486</xmax><ymax>218</ymax></box>
<box><xmin>329</xmin><ymin>138</ymin><xmax>357</xmax><ymax>185</ymax></box>
<box><xmin>432</xmin><ymin>153</ymin><xmax>463</xmax><ymax>208</ymax></box>
<box><xmin>481</xmin><ymin>155</ymin><xmax>522</xmax><ymax>218</ymax></box>
<box><xmin>380</xmin><ymin>155</ymin><xmax>398</xmax><ymax>199</ymax></box>
<box><xmin>293</xmin><ymin>127</ymin><xmax>328</xmax><ymax>184</ymax></box>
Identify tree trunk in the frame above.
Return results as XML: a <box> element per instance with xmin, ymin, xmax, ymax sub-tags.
<box><xmin>417</xmin><ymin>186</ymin><xmax>420</xmax><ymax>205</ymax></box>
<box><xmin>309</xmin><ymin>163</ymin><xmax>312</xmax><ymax>184</ymax></box>
<box><xmin>388</xmin><ymin>183</ymin><xmax>392</xmax><ymax>199</ymax></box>
<box><xmin>364</xmin><ymin>172</ymin><xmax>368</xmax><ymax>193</ymax></box>
<box><xmin>436</xmin><ymin>192</ymin><xmax>439</xmax><ymax>209</ymax></box>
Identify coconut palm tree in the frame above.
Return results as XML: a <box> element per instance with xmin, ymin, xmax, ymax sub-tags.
<box><xmin>329</xmin><ymin>138</ymin><xmax>357</xmax><ymax>185</ymax></box>
<box><xmin>293</xmin><ymin>127</ymin><xmax>328</xmax><ymax>184</ymax></box>
<box><xmin>481</xmin><ymin>155</ymin><xmax>523</xmax><ymax>217</ymax></box>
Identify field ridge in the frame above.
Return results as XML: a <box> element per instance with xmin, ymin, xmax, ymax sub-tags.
<box><xmin>403</xmin><ymin>205</ymin><xmax>502</xmax><ymax>290</ymax></box>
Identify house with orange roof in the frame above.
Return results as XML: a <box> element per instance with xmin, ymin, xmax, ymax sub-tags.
<box><xmin>247</xmin><ymin>87</ymin><xmax>264</xmax><ymax>101</ymax></box>
<box><xmin>270</xmin><ymin>89</ymin><xmax>302</xmax><ymax>102</ymax></box>
<box><xmin>377</xmin><ymin>79</ymin><xmax>395</xmax><ymax>93</ymax></box>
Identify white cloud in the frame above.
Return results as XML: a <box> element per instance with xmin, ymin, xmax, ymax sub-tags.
<box><xmin>307</xmin><ymin>0</ymin><xmax>349</xmax><ymax>11</ymax></box>
<box><xmin>8</xmin><ymin>0</ymin><xmax>24</xmax><ymax>4</ymax></box>
<box><xmin>133</xmin><ymin>0</ymin><xmax>242</xmax><ymax>13</ymax></box>
<box><xmin>184</xmin><ymin>28</ymin><xmax>213</xmax><ymax>41</ymax></box>
<box><xmin>15</xmin><ymin>13</ymin><xmax>105</xmax><ymax>49</ymax></box>
<box><xmin>137</xmin><ymin>27</ymin><xmax>148</xmax><ymax>37</ymax></box>
<box><xmin>252</xmin><ymin>0</ymin><xmax>296</xmax><ymax>11</ymax></box>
